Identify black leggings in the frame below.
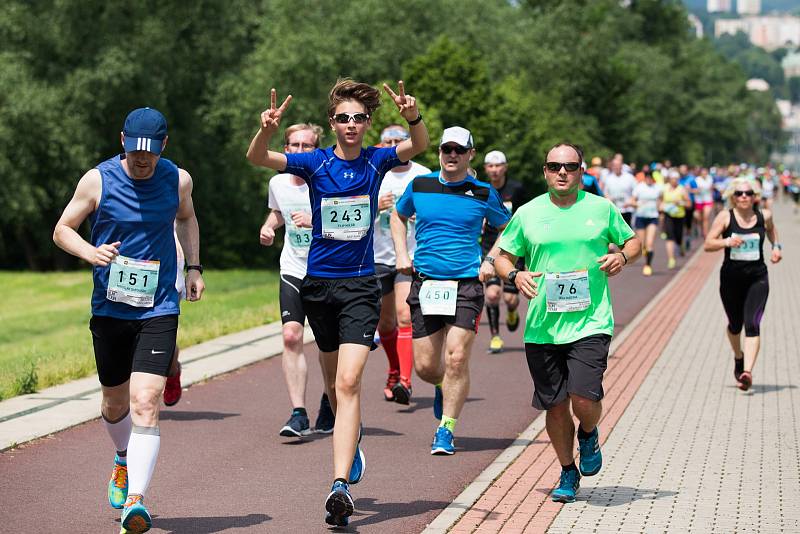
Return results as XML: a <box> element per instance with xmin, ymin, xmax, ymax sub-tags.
<box><xmin>719</xmin><ymin>271</ymin><xmax>769</xmax><ymax>337</ymax></box>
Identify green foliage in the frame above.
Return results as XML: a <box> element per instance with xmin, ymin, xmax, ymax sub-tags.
<box><xmin>0</xmin><ymin>0</ymin><xmax>785</xmax><ymax>269</ymax></box>
<box><xmin>13</xmin><ymin>359</ymin><xmax>38</xmax><ymax>396</ymax></box>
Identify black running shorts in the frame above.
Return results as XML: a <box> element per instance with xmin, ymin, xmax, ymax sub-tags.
<box><xmin>279</xmin><ymin>274</ymin><xmax>306</xmax><ymax>325</ymax></box>
<box><xmin>90</xmin><ymin>314</ymin><xmax>179</xmax><ymax>387</ymax></box>
<box><xmin>375</xmin><ymin>263</ymin><xmax>412</xmax><ymax>297</ymax></box>
<box><xmin>524</xmin><ymin>334</ymin><xmax>611</xmax><ymax>410</ymax></box>
<box><xmin>301</xmin><ymin>275</ymin><xmax>381</xmax><ymax>353</ymax></box>
<box><xmin>407</xmin><ymin>277</ymin><xmax>484</xmax><ymax>339</ymax></box>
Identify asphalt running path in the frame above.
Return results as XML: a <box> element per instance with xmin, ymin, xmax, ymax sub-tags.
<box><xmin>0</xmin><ymin>236</ymin><xmax>690</xmax><ymax>533</ymax></box>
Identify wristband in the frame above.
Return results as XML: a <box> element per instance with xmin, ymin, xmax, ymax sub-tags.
<box><xmin>619</xmin><ymin>251</ymin><xmax>628</xmax><ymax>265</ymax></box>
<box><xmin>407</xmin><ymin>114</ymin><xmax>423</xmax><ymax>126</ymax></box>
<box><xmin>186</xmin><ymin>264</ymin><xmax>204</xmax><ymax>274</ymax></box>
<box><xmin>484</xmin><ymin>255</ymin><xmax>495</xmax><ymax>266</ymax></box>
<box><xmin>772</xmin><ymin>243</ymin><xmax>782</xmax><ymax>250</ymax></box>
<box><xmin>507</xmin><ymin>269</ymin><xmax>520</xmax><ymax>284</ymax></box>
<box><xmin>725</xmin><ymin>237</ymin><xmax>731</xmax><ymax>248</ymax></box>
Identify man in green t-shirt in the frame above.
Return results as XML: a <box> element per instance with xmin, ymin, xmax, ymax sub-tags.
<box><xmin>495</xmin><ymin>143</ymin><xmax>641</xmax><ymax>504</ymax></box>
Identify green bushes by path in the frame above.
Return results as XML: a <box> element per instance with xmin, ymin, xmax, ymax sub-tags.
<box><xmin>0</xmin><ymin>270</ymin><xmax>280</xmax><ymax>400</ymax></box>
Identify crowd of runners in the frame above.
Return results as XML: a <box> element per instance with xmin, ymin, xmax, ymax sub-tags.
<box><xmin>50</xmin><ymin>77</ymin><xmax>791</xmax><ymax>532</ymax></box>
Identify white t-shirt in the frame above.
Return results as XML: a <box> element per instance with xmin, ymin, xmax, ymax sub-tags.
<box><xmin>267</xmin><ymin>173</ymin><xmax>311</xmax><ymax>279</ymax></box>
<box><xmin>373</xmin><ymin>161</ymin><xmax>431</xmax><ymax>266</ymax></box>
<box><xmin>694</xmin><ymin>175</ymin><xmax>713</xmax><ymax>204</ymax></box>
<box><xmin>604</xmin><ymin>172</ymin><xmax>637</xmax><ymax>213</ymax></box>
<box><xmin>633</xmin><ymin>182</ymin><xmax>662</xmax><ymax>219</ymax></box>
<box><xmin>762</xmin><ymin>178</ymin><xmax>775</xmax><ymax>198</ymax></box>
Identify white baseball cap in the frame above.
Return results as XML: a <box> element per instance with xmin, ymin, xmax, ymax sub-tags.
<box><xmin>440</xmin><ymin>126</ymin><xmax>473</xmax><ymax>148</ymax></box>
<box><xmin>484</xmin><ymin>150</ymin><xmax>507</xmax><ymax>165</ymax></box>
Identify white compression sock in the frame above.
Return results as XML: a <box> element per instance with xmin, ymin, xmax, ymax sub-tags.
<box><xmin>102</xmin><ymin>411</ymin><xmax>132</xmax><ymax>455</ymax></box>
<box><xmin>127</xmin><ymin>425</ymin><xmax>161</xmax><ymax>496</ymax></box>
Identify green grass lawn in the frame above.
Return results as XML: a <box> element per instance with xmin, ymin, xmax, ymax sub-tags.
<box><xmin>0</xmin><ymin>270</ymin><xmax>280</xmax><ymax>400</ymax></box>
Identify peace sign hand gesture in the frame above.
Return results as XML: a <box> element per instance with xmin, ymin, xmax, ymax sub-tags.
<box><xmin>260</xmin><ymin>88</ymin><xmax>293</xmax><ymax>135</ymax></box>
<box><xmin>383</xmin><ymin>81</ymin><xmax>419</xmax><ymax>122</ymax></box>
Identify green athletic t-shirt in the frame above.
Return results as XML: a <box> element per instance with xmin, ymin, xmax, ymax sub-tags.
<box><xmin>499</xmin><ymin>190</ymin><xmax>635</xmax><ymax>345</ymax></box>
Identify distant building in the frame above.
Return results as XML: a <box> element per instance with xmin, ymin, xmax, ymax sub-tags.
<box><xmin>688</xmin><ymin>14</ymin><xmax>704</xmax><ymax>38</ymax></box>
<box><xmin>716</xmin><ymin>15</ymin><xmax>800</xmax><ymax>50</ymax></box>
<box><xmin>783</xmin><ymin>51</ymin><xmax>800</xmax><ymax>78</ymax></box>
<box><xmin>737</xmin><ymin>0</ymin><xmax>761</xmax><ymax>15</ymax></box>
<box><xmin>707</xmin><ymin>0</ymin><xmax>732</xmax><ymax>13</ymax></box>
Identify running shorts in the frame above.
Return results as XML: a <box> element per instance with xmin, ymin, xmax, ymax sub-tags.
<box><xmin>524</xmin><ymin>334</ymin><xmax>611</xmax><ymax>410</ymax></box>
<box><xmin>301</xmin><ymin>275</ymin><xmax>381</xmax><ymax>353</ymax></box>
<box><xmin>90</xmin><ymin>314</ymin><xmax>179</xmax><ymax>387</ymax></box>
<box><xmin>664</xmin><ymin>215</ymin><xmax>684</xmax><ymax>244</ymax></box>
<box><xmin>634</xmin><ymin>217</ymin><xmax>658</xmax><ymax>230</ymax></box>
<box><xmin>374</xmin><ymin>263</ymin><xmax>412</xmax><ymax>297</ymax></box>
<box><xmin>279</xmin><ymin>274</ymin><xmax>305</xmax><ymax>325</ymax></box>
<box><xmin>407</xmin><ymin>276</ymin><xmax>484</xmax><ymax>338</ymax></box>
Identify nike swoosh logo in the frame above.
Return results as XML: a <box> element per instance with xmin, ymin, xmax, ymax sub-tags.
<box><xmin>151</xmin><ymin>350</ymin><xmax>166</xmax><ymax>355</ymax></box>
<box><xmin>363</xmin><ymin>333</ymin><xmax>372</xmax><ymax>338</ymax></box>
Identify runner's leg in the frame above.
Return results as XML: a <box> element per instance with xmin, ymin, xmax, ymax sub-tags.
<box><xmin>377</xmin><ymin>292</ymin><xmax>400</xmax><ymax>400</ymax></box>
<box><xmin>282</xmin><ymin>321</ymin><xmax>308</xmax><ymax>409</ymax></box>
<box><xmin>742</xmin><ymin>274</ymin><xmax>769</xmax><ymax>374</ymax></box>
<box><xmin>331</xmin><ymin>344</ymin><xmax>370</xmax><ymax>480</ymax></box>
<box><xmin>441</xmin><ymin>325</ymin><xmax>477</xmax><ymax>420</ymax></box>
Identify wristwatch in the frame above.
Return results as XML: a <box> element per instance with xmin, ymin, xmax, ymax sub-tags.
<box><xmin>772</xmin><ymin>243</ymin><xmax>783</xmax><ymax>250</ymax></box>
<box><xmin>484</xmin><ymin>255</ymin><xmax>495</xmax><ymax>265</ymax></box>
<box><xmin>407</xmin><ymin>113</ymin><xmax>423</xmax><ymax>126</ymax></box>
<box><xmin>186</xmin><ymin>264</ymin><xmax>204</xmax><ymax>274</ymax></box>
<box><xmin>507</xmin><ymin>269</ymin><xmax>520</xmax><ymax>284</ymax></box>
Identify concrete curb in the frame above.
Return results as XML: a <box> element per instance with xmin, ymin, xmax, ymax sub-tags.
<box><xmin>0</xmin><ymin>320</ymin><xmax>311</xmax><ymax>451</ymax></box>
<box><xmin>420</xmin><ymin>248</ymin><xmax>705</xmax><ymax>533</ymax></box>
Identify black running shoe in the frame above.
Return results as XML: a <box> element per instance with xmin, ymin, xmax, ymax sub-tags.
<box><xmin>279</xmin><ymin>411</ymin><xmax>311</xmax><ymax>437</ymax></box>
<box><xmin>324</xmin><ymin>480</ymin><xmax>353</xmax><ymax>527</ymax></box>
<box><xmin>391</xmin><ymin>380</ymin><xmax>412</xmax><ymax>406</ymax></box>
<box><xmin>314</xmin><ymin>393</ymin><xmax>335</xmax><ymax>434</ymax></box>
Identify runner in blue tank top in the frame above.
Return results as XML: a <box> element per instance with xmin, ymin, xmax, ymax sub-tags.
<box><xmin>246</xmin><ymin>78</ymin><xmax>429</xmax><ymax>527</ymax></box>
<box><xmin>53</xmin><ymin>108</ymin><xmax>205</xmax><ymax>534</ymax></box>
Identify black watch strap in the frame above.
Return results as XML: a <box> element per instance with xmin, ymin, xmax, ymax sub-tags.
<box><xmin>507</xmin><ymin>269</ymin><xmax>520</xmax><ymax>283</ymax></box>
<box><xmin>186</xmin><ymin>264</ymin><xmax>204</xmax><ymax>274</ymax></box>
<box><xmin>407</xmin><ymin>114</ymin><xmax>423</xmax><ymax>126</ymax></box>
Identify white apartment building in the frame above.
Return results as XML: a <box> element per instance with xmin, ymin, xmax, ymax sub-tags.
<box><xmin>707</xmin><ymin>0</ymin><xmax>732</xmax><ymax>13</ymax></box>
<box><xmin>737</xmin><ymin>0</ymin><xmax>761</xmax><ymax>15</ymax></box>
<box><xmin>716</xmin><ymin>15</ymin><xmax>800</xmax><ymax>50</ymax></box>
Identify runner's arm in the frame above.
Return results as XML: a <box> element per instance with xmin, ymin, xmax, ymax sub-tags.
<box><xmin>176</xmin><ymin>169</ymin><xmax>205</xmax><ymax>301</ymax></box>
<box><xmin>763</xmin><ymin>209</ymin><xmax>782</xmax><ymax>263</ymax></box>
<box><xmin>496</xmin><ymin>249</ymin><xmax>541</xmax><ymax>298</ymax></box>
<box><xmin>260</xmin><ymin>209</ymin><xmax>284</xmax><ymax>247</ymax></box>
<box><xmin>703</xmin><ymin>210</ymin><xmax>734</xmax><ymax>251</ymax></box>
<box><xmin>52</xmin><ymin>169</ymin><xmax>115</xmax><ymax>266</ymax></box>
<box><xmin>246</xmin><ymin>89</ymin><xmax>292</xmax><ymax>170</ymax></box>
<box><xmin>390</xmin><ymin>209</ymin><xmax>412</xmax><ymax>274</ymax></box>
<box><xmin>480</xmin><ymin>227</ymin><xmax>507</xmax><ymax>282</ymax></box>
<box><xmin>383</xmin><ymin>81</ymin><xmax>429</xmax><ymax>163</ymax></box>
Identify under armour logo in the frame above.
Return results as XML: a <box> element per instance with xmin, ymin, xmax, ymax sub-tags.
<box><xmin>343</xmin><ymin>171</ymin><xmax>355</xmax><ymax>179</ymax></box>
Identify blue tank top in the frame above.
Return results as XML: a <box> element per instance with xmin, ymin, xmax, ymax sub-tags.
<box><xmin>90</xmin><ymin>154</ymin><xmax>180</xmax><ymax>319</ymax></box>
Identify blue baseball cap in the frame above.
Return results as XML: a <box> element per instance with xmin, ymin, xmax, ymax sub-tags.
<box><xmin>122</xmin><ymin>107</ymin><xmax>167</xmax><ymax>154</ymax></box>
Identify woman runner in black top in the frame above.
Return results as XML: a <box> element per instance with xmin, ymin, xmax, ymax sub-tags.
<box><xmin>704</xmin><ymin>178</ymin><xmax>782</xmax><ymax>390</ymax></box>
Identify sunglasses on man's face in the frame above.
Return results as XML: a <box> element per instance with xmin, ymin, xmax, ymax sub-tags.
<box><xmin>287</xmin><ymin>142</ymin><xmax>315</xmax><ymax>150</ymax></box>
<box><xmin>545</xmin><ymin>161</ymin><xmax>581</xmax><ymax>173</ymax></box>
<box><xmin>332</xmin><ymin>112</ymin><xmax>370</xmax><ymax>124</ymax></box>
<box><xmin>733</xmin><ymin>190</ymin><xmax>755</xmax><ymax>198</ymax></box>
<box><xmin>440</xmin><ymin>144</ymin><xmax>469</xmax><ymax>155</ymax></box>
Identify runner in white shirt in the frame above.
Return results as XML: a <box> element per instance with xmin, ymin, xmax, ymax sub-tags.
<box><xmin>632</xmin><ymin>170</ymin><xmax>663</xmax><ymax>276</ymax></box>
<box><xmin>693</xmin><ymin>168</ymin><xmax>714</xmax><ymax>238</ymax></box>
<box><xmin>603</xmin><ymin>159</ymin><xmax>637</xmax><ymax>226</ymax></box>
<box><xmin>373</xmin><ymin>124</ymin><xmax>431</xmax><ymax>404</ymax></box>
<box><xmin>261</xmin><ymin>123</ymin><xmax>335</xmax><ymax>437</ymax></box>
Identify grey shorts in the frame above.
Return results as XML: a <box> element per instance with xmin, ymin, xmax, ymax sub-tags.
<box><xmin>374</xmin><ymin>262</ymin><xmax>412</xmax><ymax>297</ymax></box>
<box><xmin>524</xmin><ymin>334</ymin><xmax>611</xmax><ymax>410</ymax></box>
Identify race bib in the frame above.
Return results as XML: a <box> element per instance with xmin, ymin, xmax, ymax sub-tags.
<box><xmin>321</xmin><ymin>195</ymin><xmax>370</xmax><ymax>241</ymax></box>
<box><xmin>286</xmin><ymin>225</ymin><xmax>312</xmax><ymax>257</ymax></box>
<box><xmin>419</xmin><ymin>280</ymin><xmax>458</xmax><ymax>316</ymax></box>
<box><xmin>379</xmin><ymin>207</ymin><xmax>393</xmax><ymax>230</ymax></box>
<box><xmin>545</xmin><ymin>270</ymin><xmax>590</xmax><ymax>313</ymax></box>
<box><xmin>107</xmin><ymin>255</ymin><xmax>160</xmax><ymax>308</ymax></box>
<box><xmin>663</xmin><ymin>202</ymin><xmax>680</xmax><ymax>217</ymax></box>
<box><xmin>730</xmin><ymin>233</ymin><xmax>760</xmax><ymax>261</ymax></box>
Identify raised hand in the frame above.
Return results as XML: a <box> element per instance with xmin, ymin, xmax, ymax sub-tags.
<box><xmin>260</xmin><ymin>88</ymin><xmax>293</xmax><ymax>134</ymax></box>
<box><xmin>383</xmin><ymin>81</ymin><xmax>419</xmax><ymax>122</ymax></box>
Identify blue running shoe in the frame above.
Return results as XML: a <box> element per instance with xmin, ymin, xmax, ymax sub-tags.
<box><xmin>120</xmin><ymin>495</ymin><xmax>151</xmax><ymax>533</ymax></box>
<box><xmin>431</xmin><ymin>426</ymin><xmax>455</xmax><ymax>455</ymax></box>
<box><xmin>324</xmin><ymin>480</ymin><xmax>354</xmax><ymax>527</ymax></box>
<box><xmin>551</xmin><ymin>468</ymin><xmax>581</xmax><ymax>503</ymax></box>
<box><xmin>108</xmin><ymin>455</ymin><xmax>128</xmax><ymax>509</ymax></box>
<box><xmin>433</xmin><ymin>385</ymin><xmax>443</xmax><ymax>420</ymax></box>
<box><xmin>348</xmin><ymin>425</ymin><xmax>365</xmax><ymax>484</ymax></box>
<box><xmin>578</xmin><ymin>427</ymin><xmax>602</xmax><ymax>476</ymax></box>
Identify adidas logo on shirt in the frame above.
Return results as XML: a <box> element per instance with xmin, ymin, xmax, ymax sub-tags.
<box><xmin>465</xmin><ymin>190</ymin><xmax>474</xmax><ymax>197</ymax></box>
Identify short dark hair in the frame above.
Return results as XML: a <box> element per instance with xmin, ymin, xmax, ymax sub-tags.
<box><xmin>545</xmin><ymin>142</ymin><xmax>584</xmax><ymax>164</ymax></box>
<box><xmin>327</xmin><ymin>78</ymin><xmax>381</xmax><ymax>118</ymax></box>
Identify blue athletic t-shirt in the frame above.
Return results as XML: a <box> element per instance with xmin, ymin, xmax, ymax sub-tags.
<box><xmin>283</xmin><ymin>145</ymin><xmax>401</xmax><ymax>278</ymax></box>
<box><xmin>91</xmin><ymin>154</ymin><xmax>180</xmax><ymax>319</ymax></box>
<box><xmin>395</xmin><ymin>172</ymin><xmax>511</xmax><ymax>279</ymax></box>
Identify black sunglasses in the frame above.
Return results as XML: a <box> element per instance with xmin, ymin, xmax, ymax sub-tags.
<box><xmin>332</xmin><ymin>112</ymin><xmax>370</xmax><ymax>124</ymax></box>
<box><xmin>733</xmin><ymin>190</ymin><xmax>755</xmax><ymax>197</ymax></box>
<box><xmin>440</xmin><ymin>145</ymin><xmax>469</xmax><ymax>155</ymax></box>
<box><xmin>545</xmin><ymin>161</ymin><xmax>581</xmax><ymax>172</ymax></box>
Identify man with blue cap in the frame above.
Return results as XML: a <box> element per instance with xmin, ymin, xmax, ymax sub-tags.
<box><xmin>53</xmin><ymin>107</ymin><xmax>205</xmax><ymax>533</ymax></box>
